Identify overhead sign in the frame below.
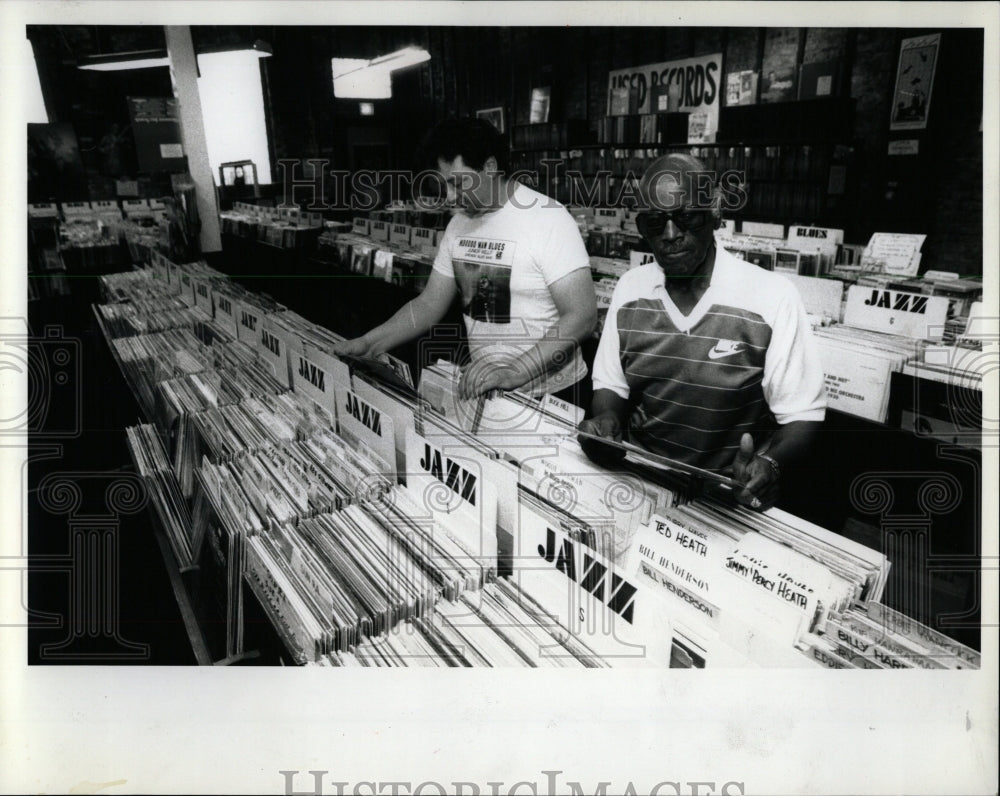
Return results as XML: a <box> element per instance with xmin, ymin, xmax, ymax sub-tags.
<box><xmin>607</xmin><ymin>53</ymin><xmax>722</xmax><ymax>141</ymax></box>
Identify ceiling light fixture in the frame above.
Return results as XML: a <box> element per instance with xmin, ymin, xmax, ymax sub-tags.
<box><xmin>198</xmin><ymin>39</ymin><xmax>273</xmax><ymax>59</ymax></box>
<box><xmin>366</xmin><ymin>46</ymin><xmax>431</xmax><ymax>72</ymax></box>
<box><xmin>77</xmin><ymin>48</ymin><xmax>170</xmax><ymax>71</ymax></box>
<box><xmin>78</xmin><ymin>40</ymin><xmax>273</xmax><ymax>72</ymax></box>
<box><xmin>332</xmin><ymin>46</ymin><xmax>430</xmax><ymax>99</ymax></box>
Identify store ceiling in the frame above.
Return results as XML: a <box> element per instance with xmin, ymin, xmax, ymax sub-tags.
<box><xmin>26</xmin><ymin>25</ymin><xmax>271</xmax><ymax>64</ymax></box>
<box><xmin>28</xmin><ymin>24</ymin><xmax>430</xmax><ymax>65</ymax></box>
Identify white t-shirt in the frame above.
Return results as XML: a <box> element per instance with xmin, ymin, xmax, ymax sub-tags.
<box><xmin>432</xmin><ymin>182</ymin><xmax>591</xmax><ymax>396</ymax></box>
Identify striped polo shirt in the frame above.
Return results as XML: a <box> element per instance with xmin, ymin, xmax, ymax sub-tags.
<box><xmin>592</xmin><ymin>246</ymin><xmax>826</xmax><ymax>471</ymax></box>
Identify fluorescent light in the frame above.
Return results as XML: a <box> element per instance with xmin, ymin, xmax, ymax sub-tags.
<box><xmin>331</xmin><ymin>47</ymin><xmax>430</xmax><ymax>99</ymax></box>
<box><xmin>332</xmin><ymin>58</ymin><xmax>391</xmax><ymax>99</ymax></box>
<box><xmin>79</xmin><ymin>40</ymin><xmax>272</xmax><ymax>72</ymax></box>
<box><xmin>78</xmin><ymin>49</ymin><xmax>170</xmax><ymax>71</ymax></box>
<box><xmin>198</xmin><ymin>39</ymin><xmax>272</xmax><ymax>59</ymax></box>
<box><xmin>332</xmin><ymin>57</ymin><xmax>370</xmax><ymax>80</ymax></box>
<box><xmin>359</xmin><ymin>102</ymin><xmax>375</xmax><ymax>116</ymax></box>
<box><xmin>368</xmin><ymin>46</ymin><xmax>431</xmax><ymax>71</ymax></box>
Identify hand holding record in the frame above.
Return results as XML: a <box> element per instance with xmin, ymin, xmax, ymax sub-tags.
<box><xmin>723</xmin><ymin>433</ymin><xmax>780</xmax><ymax>512</ymax></box>
<box><xmin>576</xmin><ymin>412</ymin><xmax>627</xmax><ymax>467</ymax></box>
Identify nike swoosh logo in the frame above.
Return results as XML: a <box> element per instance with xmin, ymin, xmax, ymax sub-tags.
<box><xmin>708</xmin><ymin>343</ymin><xmax>745</xmax><ymax>360</ymax></box>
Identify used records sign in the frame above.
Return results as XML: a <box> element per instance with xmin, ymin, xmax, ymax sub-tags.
<box><xmin>607</xmin><ymin>53</ymin><xmax>722</xmax><ymax>139</ymax></box>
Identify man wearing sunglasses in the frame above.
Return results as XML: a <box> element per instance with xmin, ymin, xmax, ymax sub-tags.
<box><xmin>578</xmin><ymin>153</ymin><xmax>826</xmax><ymax>511</ymax></box>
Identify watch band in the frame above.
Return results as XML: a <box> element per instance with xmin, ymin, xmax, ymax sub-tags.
<box><xmin>755</xmin><ymin>452</ymin><xmax>781</xmax><ymax>479</ymax></box>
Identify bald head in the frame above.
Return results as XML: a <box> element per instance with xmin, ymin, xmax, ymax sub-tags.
<box><xmin>639</xmin><ymin>153</ymin><xmax>717</xmax><ymax>212</ymax></box>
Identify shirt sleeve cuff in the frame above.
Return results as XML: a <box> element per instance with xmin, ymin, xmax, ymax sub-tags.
<box><xmin>543</xmin><ymin>259</ymin><xmax>592</xmax><ymax>286</ymax></box>
<box><xmin>774</xmin><ymin>406</ymin><xmax>826</xmax><ymax>424</ymax></box>
<box><xmin>592</xmin><ymin>379</ymin><xmax>631</xmax><ymax>401</ymax></box>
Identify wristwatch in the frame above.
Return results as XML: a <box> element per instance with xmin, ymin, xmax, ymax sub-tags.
<box><xmin>755</xmin><ymin>452</ymin><xmax>781</xmax><ymax>480</ymax></box>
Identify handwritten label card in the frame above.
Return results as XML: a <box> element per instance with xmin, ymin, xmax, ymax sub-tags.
<box><xmin>862</xmin><ymin>232</ymin><xmax>926</xmax><ymax>276</ymax></box>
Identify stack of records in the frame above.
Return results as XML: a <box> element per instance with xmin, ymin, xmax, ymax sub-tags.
<box><xmin>190</xmin><ymin>401</ymin><xmax>295</xmax><ymax>464</ymax></box>
<box><xmin>812</xmin><ymin>326</ymin><xmax>920</xmax><ymax>423</ymax></box>
<box><xmin>157</xmin><ymin>370</ymin><xmax>227</xmax><ymax>424</ymax></box>
<box><xmin>688</xmin><ymin>501</ymin><xmax>890</xmax><ymax>606</ymax></box>
<box><xmin>272</xmin><ymin>308</ymin><xmax>414</xmax><ymax>395</ymax></box>
<box><xmin>243</xmin><ymin>504</ymin><xmax>441</xmax><ymax>663</ymax></box>
<box><xmin>179</xmin><ymin>383</ymin><xmax>328</xmax><ymax>480</ymax></box>
<box><xmin>152</xmin><ymin>359</ymin><xmax>290</xmax><ymax>496</ymax></box>
<box><xmin>481</xmin><ymin>391</ymin><xmax>678</xmax><ymax>563</ymax></box>
<box><xmin>245</xmin><ymin>391</ymin><xmax>333</xmax><ymax>444</ymax></box>
<box><xmin>215</xmin><ymin>361</ymin><xmax>289</xmax><ymax>403</ymax></box>
<box><xmin>97</xmin><ymin>299</ymin><xmax>203</xmax><ymax>338</ymax></box>
<box><xmin>903</xmin><ymin>342</ymin><xmax>990</xmax><ymax>388</ymax></box>
<box><xmin>99</xmin><ymin>268</ymin><xmax>173</xmax><ymax>303</ymax></box>
<box><xmin>125</xmin><ymin>423</ymin><xmax>195</xmax><ymax>569</ymax></box>
<box><xmin>330</xmin><ymin>621</ymin><xmax>451</xmax><ymax>667</ymax></box>
<box><xmin>365</xmin><ymin>486</ymin><xmax>489</xmax><ymax>600</ymax></box>
<box><xmin>209</xmin><ymin>336</ymin><xmax>264</xmax><ymax>369</ymax></box>
<box><xmin>196</xmin><ymin>428</ymin><xmax>392</xmax><ymax>528</ymax></box>
<box><xmin>109</xmin><ymin>328</ymin><xmax>212</xmax><ymax>420</ymax></box>
<box><xmin>416</xmin><ymin>360</ymin><xmax>484</xmax><ymax>435</ymax></box>
<box><xmin>156</xmin><ymin>371</ymin><xmax>234</xmax><ymax>495</ymax></box>
<box><xmin>808</xmin><ymin>603</ymin><xmax>980</xmax><ymax>670</ymax></box>
<box><xmin>321</xmin><ymin>580</ymin><xmax>607</xmax><ymax>668</ymax></box>
<box><xmin>603</xmin><ymin>496</ymin><xmax>892</xmax><ymax>667</ymax></box>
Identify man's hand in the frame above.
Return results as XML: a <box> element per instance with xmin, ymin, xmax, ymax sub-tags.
<box><xmin>577</xmin><ymin>411</ymin><xmax>626</xmax><ymax>466</ymax></box>
<box><xmin>333</xmin><ymin>335</ymin><xmax>377</xmax><ymax>359</ymax></box>
<box><xmin>458</xmin><ymin>358</ymin><xmax>531</xmax><ymax>400</ymax></box>
<box><xmin>728</xmin><ymin>433</ymin><xmax>780</xmax><ymax>511</ymax></box>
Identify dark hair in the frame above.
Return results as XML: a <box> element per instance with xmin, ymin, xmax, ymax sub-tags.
<box><xmin>417</xmin><ymin>117</ymin><xmax>508</xmax><ymax>173</ymax></box>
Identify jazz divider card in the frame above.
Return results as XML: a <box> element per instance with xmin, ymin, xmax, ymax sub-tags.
<box><xmin>293</xmin><ymin>341</ymin><xmax>352</xmax><ymax>427</ymax></box>
<box><xmin>259</xmin><ymin>316</ymin><xmax>300</xmax><ymax>389</ymax></box>
<box><xmin>512</xmin><ymin>497</ymin><xmax>670</xmax><ymax>666</ymax></box>
<box><xmin>351</xmin><ymin>377</ymin><xmax>415</xmax><ymax>479</ymax></box>
<box><xmin>403</xmin><ymin>427</ymin><xmax>499</xmax><ymax>566</ymax></box>
<box><xmin>333</xmin><ymin>380</ymin><xmax>397</xmax><ymax>480</ymax></box>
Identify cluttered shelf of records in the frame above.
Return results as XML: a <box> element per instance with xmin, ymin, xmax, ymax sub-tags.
<box><xmin>219</xmin><ymin>202</ymin><xmax>326</xmax><ymax>250</ymax></box>
<box><xmin>508</xmin><ymin>139</ymin><xmax>848</xmax><ymax>213</ymax></box>
<box><xmin>29</xmin><ymin>198</ymin><xmax>175</xmax><ymax>272</ymax></box>
<box><xmin>219</xmin><ymin>200</ymin><xmax>448</xmax><ymax>295</ymax></box>
<box><xmin>28</xmin><ymin>204</ymin><xmax>71</xmax><ymax>299</ymax></box>
<box><xmin>95</xmin><ymin>254</ymin><xmax>979</xmax><ymax>668</ymax></box>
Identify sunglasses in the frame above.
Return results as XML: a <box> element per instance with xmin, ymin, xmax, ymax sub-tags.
<box><xmin>635</xmin><ymin>209</ymin><xmax>711</xmax><ymax>237</ymax></box>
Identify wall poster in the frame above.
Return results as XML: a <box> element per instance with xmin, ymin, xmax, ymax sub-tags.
<box><xmin>890</xmin><ymin>33</ymin><xmax>940</xmax><ymax>131</ymax></box>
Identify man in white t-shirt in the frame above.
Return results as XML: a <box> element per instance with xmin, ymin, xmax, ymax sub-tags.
<box><xmin>335</xmin><ymin>118</ymin><xmax>597</xmax><ymax>403</ymax></box>
<box><xmin>579</xmin><ymin>153</ymin><xmax>826</xmax><ymax>511</ymax></box>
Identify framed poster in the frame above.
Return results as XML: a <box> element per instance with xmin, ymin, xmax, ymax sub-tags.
<box><xmin>475</xmin><ymin>106</ymin><xmax>506</xmax><ymax>134</ymax></box>
<box><xmin>890</xmin><ymin>33</ymin><xmax>940</xmax><ymax>131</ymax></box>
<box><xmin>127</xmin><ymin>96</ymin><xmax>186</xmax><ymax>173</ymax></box>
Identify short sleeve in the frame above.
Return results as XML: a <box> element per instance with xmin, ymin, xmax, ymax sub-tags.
<box><xmin>533</xmin><ymin>206</ymin><xmax>591</xmax><ymax>286</ymax></box>
<box><xmin>431</xmin><ymin>220</ymin><xmax>457</xmax><ymax>278</ymax></box>
<box><xmin>762</xmin><ymin>284</ymin><xmax>827</xmax><ymax>424</ymax></box>
<box><xmin>591</xmin><ymin>281</ymin><xmax>631</xmax><ymax>401</ymax></box>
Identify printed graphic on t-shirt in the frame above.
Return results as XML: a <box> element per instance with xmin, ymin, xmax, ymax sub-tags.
<box><xmin>452</xmin><ymin>236</ymin><xmax>516</xmax><ymax>324</ymax></box>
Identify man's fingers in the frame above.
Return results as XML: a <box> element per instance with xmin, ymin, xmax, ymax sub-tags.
<box><xmin>743</xmin><ymin>468</ymin><xmax>771</xmax><ymax>498</ymax></box>
<box><xmin>459</xmin><ymin>365</ymin><xmax>491</xmax><ymax>400</ymax></box>
<box><xmin>734</xmin><ymin>432</ymin><xmax>755</xmax><ymax>466</ymax></box>
<box><xmin>580</xmin><ymin>416</ymin><xmax>620</xmax><ymax>441</ymax></box>
<box><xmin>735</xmin><ymin>466</ymin><xmax>779</xmax><ymax>510</ymax></box>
